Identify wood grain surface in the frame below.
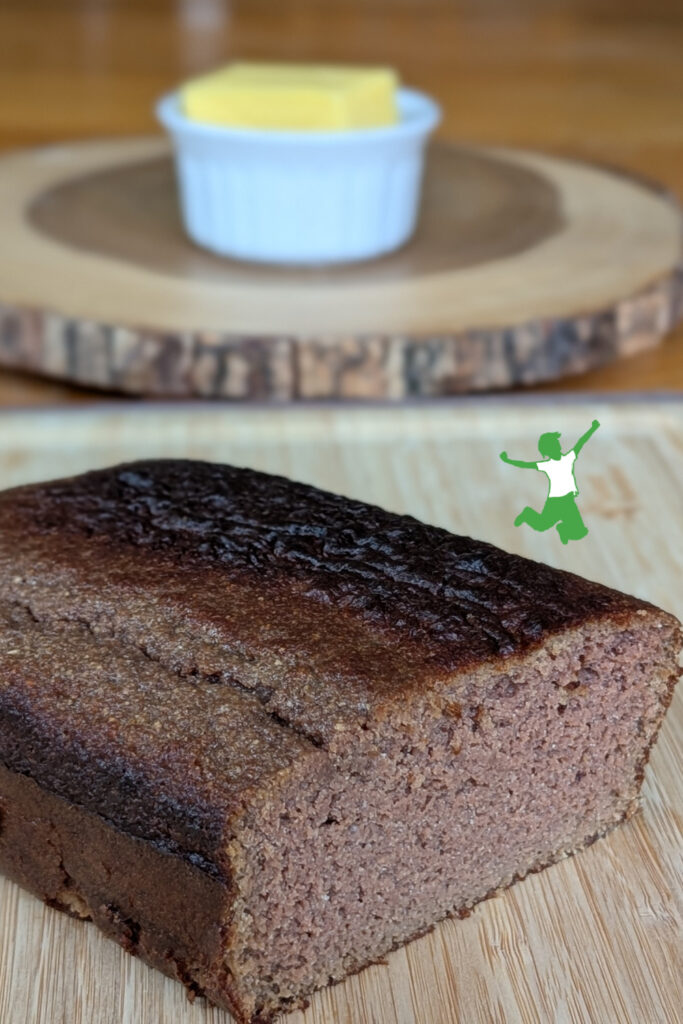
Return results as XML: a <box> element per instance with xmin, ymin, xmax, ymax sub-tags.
<box><xmin>29</xmin><ymin>145</ymin><xmax>564</xmax><ymax>284</ymax></box>
<box><xmin>0</xmin><ymin>399</ymin><xmax>680</xmax><ymax>1024</ymax></box>
<box><xmin>0</xmin><ymin>0</ymin><xmax>683</xmax><ymax>402</ymax></box>
<box><xmin>0</xmin><ymin>138</ymin><xmax>680</xmax><ymax>398</ymax></box>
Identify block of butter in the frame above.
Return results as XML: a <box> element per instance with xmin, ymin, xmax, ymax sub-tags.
<box><xmin>180</xmin><ymin>62</ymin><xmax>399</xmax><ymax>131</ymax></box>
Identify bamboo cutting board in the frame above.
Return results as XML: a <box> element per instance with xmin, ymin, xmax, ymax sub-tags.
<box><xmin>0</xmin><ymin>140</ymin><xmax>681</xmax><ymax>398</ymax></box>
<box><xmin>0</xmin><ymin>399</ymin><xmax>681</xmax><ymax>1024</ymax></box>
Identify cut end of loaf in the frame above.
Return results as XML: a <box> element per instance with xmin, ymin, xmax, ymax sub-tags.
<box><xmin>216</xmin><ymin>611</ymin><xmax>680</xmax><ymax>1022</ymax></box>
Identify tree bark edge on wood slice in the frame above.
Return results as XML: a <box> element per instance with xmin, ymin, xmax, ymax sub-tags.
<box><xmin>0</xmin><ymin>266</ymin><xmax>681</xmax><ymax>400</ymax></box>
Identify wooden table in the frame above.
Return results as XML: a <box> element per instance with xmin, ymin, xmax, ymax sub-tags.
<box><xmin>0</xmin><ymin>0</ymin><xmax>682</xmax><ymax>405</ymax></box>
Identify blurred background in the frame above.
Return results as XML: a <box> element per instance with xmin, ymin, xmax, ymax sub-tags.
<box><xmin>0</xmin><ymin>0</ymin><xmax>681</xmax><ymax>404</ymax></box>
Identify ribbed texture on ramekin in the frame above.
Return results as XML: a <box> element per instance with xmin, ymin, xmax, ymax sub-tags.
<box><xmin>157</xmin><ymin>88</ymin><xmax>440</xmax><ymax>265</ymax></box>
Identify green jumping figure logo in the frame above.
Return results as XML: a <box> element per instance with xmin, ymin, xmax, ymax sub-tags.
<box><xmin>499</xmin><ymin>420</ymin><xmax>600</xmax><ymax>544</ymax></box>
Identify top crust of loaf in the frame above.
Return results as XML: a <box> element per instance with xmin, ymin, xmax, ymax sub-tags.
<box><xmin>0</xmin><ymin>459</ymin><xmax>650</xmax><ymax>667</ymax></box>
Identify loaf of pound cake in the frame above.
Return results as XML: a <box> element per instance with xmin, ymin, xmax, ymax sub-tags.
<box><xmin>0</xmin><ymin>460</ymin><xmax>679</xmax><ymax>1022</ymax></box>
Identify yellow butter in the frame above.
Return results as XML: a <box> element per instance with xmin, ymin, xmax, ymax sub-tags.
<box><xmin>180</xmin><ymin>62</ymin><xmax>399</xmax><ymax>131</ymax></box>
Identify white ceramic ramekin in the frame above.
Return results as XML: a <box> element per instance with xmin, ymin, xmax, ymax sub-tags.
<box><xmin>156</xmin><ymin>87</ymin><xmax>440</xmax><ymax>265</ymax></box>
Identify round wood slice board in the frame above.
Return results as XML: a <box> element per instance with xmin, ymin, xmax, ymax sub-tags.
<box><xmin>0</xmin><ymin>137</ymin><xmax>681</xmax><ymax>399</ymax></box>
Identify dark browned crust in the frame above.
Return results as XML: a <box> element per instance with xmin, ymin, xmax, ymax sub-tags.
<box><xmin>0</xmin><ymin>459</ymin><xmax>651</xmax><ymax>667</ymax></box>
<box><xmin>0</xmin><ymin>762</ymin><xmax>241</xmax><ymax>1018</ymax></box>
